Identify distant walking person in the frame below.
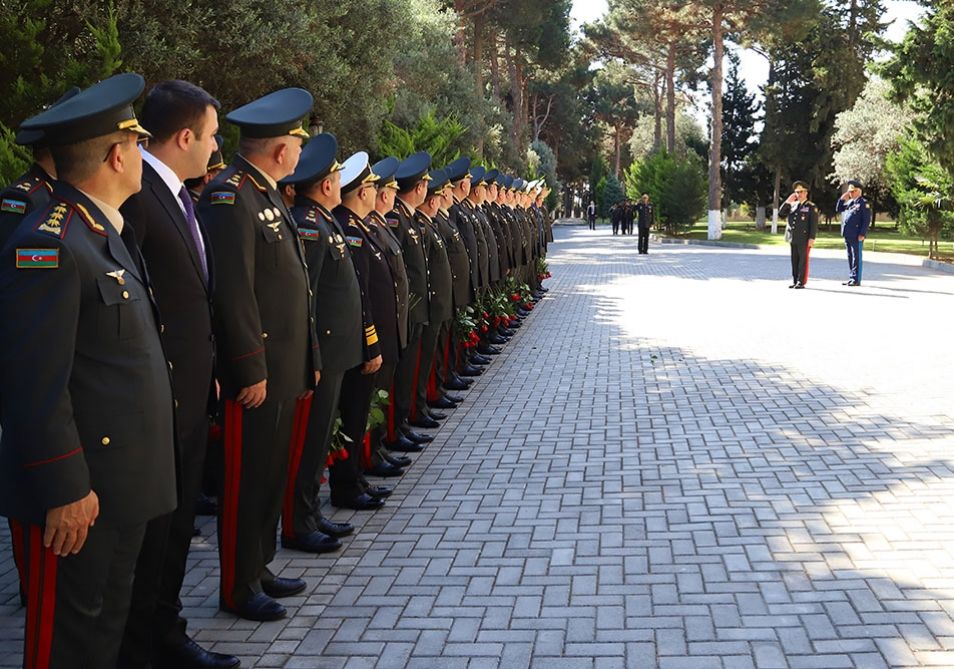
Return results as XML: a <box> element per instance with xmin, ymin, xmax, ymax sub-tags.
<box><xmin>779</xmin><ymin>180</ymin><xmax>819</xmax><ymax>289</ymax></box>
<box><xmin>836</xmin><ymin>179</ymin><xmax>871</xmax><ymax>287</ymax></box>
<box><xmin>610</xmin><ymin>202</ymin><xmax>620</xmax><ymax>235</ymax></box>
<box><xmin>635</xmin><ymin>193</ymin><xmax>654</xmax><ymax>254</ymax></box>
<box><xmin>586</xmin><ymin>199</ymin><xmax>596</xmax><ymax>230</ymax></box>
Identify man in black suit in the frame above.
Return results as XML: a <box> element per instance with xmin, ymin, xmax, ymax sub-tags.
<box><xmin>196</xmin><ymin>88</ymin><xmax>319</xmax><ymax>622</ymax></box>
<box><xmin>116</xmin><ymin>80</ymin><xmax>239</xmax><ymax>669</ymax></box>
<box><xmin>0</xmin><ymin>73</ymin><xmax>177</xmax><ymax>669</ymax></box>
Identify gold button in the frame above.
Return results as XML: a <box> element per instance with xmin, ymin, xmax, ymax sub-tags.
<box><xmin>262</xmin><ymin>332</ymin><xmax>269</xmax><ymax>339</ymax></box>
<box><xmin>325</xmin><ymin>329</ymin><xmax>331</xmax><ymax>335</ymax></box>
<box><xmin>101</xmin><ymin>437</ymin><xmax>110</xmax><ymax>446</ymax></box>
<box><xmin>122</xmin><ymin>291</ymin><xmax>130</xmax><ymax>299</ymax></box>
<box><xmin>117</xmin><ymin>277</ymin><xmax>126</xmax><ymax>286</ymax></box>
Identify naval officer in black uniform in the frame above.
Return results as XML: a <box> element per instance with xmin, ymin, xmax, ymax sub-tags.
<box><xmin>0</xmin><ymin>72</ymin><xmax>176</xmax><ymax>669</ymax></box>
<box><xmin>635</xmin><ymin>193</ymin><xmax>654</xmax><ymax>254</ymax></box>
<box><xmin>196</xmin><ymin>88</ymin><xmax>319</xmax><ymax>622</ymax></box>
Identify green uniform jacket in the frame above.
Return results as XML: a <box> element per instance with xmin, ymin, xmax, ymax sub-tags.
<box><xmin>0</xmin><ymin>163</ymin><xmax>54</xmax><ymax>251</ymax></box>
<box><xmin>416</xmin><ymin>211</ymin><xmax>454</xmax><ymax>324</ymax></box>
<box><xmin>387</xmin><ymin>197</ymin><xmax>430</xmax><ymax>327</ymax></box>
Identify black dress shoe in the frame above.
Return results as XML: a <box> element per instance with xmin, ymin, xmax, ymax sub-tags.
<box><xmin>317</xmin><ymin>517</ymin><xmax>354</xmax><ymax>537</ymax></box>
<box><xmin>794</xmin><ymin>283</ymin><xmax>805</xmax><ymax>289</ymax></box>
<box><xmin>262</xmin><ymin>576</ymin><xmax>306</xmax><ymax>599</ymax></box>
<box><xmin>281</xmin><ymin>531</ymin><xmax>342</xmax><ymax>554</ymax></box>
<box><xmin>477</xmin><ymin>343</ymin><xmax>501</xmax><ymax>355</ymax></box>
<box><xmin>443</xmin><ymin>377</ymin><xmax>470</xmax><ymax>391</ymax></box>
<box><xmin>385</xmin><ymin>436</ymin><xmax>425</xmax><ymax>453</ymax></box>
<box><xmin>331</xmin><ymin>493</ymin><xmax>385</xmax><ymax>510</ymax></box>
<box><xmin>382</xmin><ymin>451</ymin><xmax>412</xmax><ymax>467</ymax></box>
<box><xmin>499</xmin><ymin>328</ymin><xmax>516</xmax><ymax>337</ymax></box>
<box><xmin>401</xmin><ymin>429</ymin><xmax>433</xmax><ymax>443</ymax></box>
<box><xmin>469</xmin><ymin>355</ymin><xmax>489</xmax><ymax>366</ymax></box>
<box><xmin>221</xmin><ymin>592</ymin><xmax>286</xmax><ymax>621</ymax></box>
<box><xmin>426</xmin><ymin>410</ymin><xmax>447</xmax><ymax>420</ymax></box>
<box><xmin>158</xmin><ymin>635</ymin><xmax>240</xmax><ymax>669</ymax></box>
<box><xmin>365</xmin><ymin>461</ymin><xmax>404</xmax><ymax>478</ymax></box>
<box><xmin>508</xmin><ymin>320</ymin><xmax>522</xmax><ymax>328</ymax></box>
<box><xmin>459</xmin><ymin>364</ymin><xmax>483</xmax><ymax>376</ymax></box>
<box><xmin>516</xmin><ymin>308</ymin><xmax>529</xmax><ymax>317</ymax></box>
<box><xmin>365</xmin><ymin>485</ymin><xmax>393</xmax><ymax>499</ymax></box>
<box><xmin>428</xmin><ymin>396</ymin><xmax>457</xmax><ymax>409</ymax></box>
<box><xmin>788</xmin><ymin>283</ymin><xmax>797</xmax><ymax>289</ymax></box>
<box><xmin>488</xmin><ymin>334</ymin><xmax>508</xmax><ymax>345</ymax></box>
<box><xmin>443</xmin><ymin>393</ymin><xmax>464</xmax><ymax>403</ymax></box>
<box><xmin>409</xmin><ymin>415</ymin><xmax>440</xmax><ymax>429</ymax></box>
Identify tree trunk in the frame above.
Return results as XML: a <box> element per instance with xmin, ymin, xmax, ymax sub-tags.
<box><xmin>473</xmin><ymin>15</ymin><xmax>485</xmax><ymax>96</ymax></box>
<box><xmin>771</xmin><ymin>164</ymin><xmax>781</xmax><ymax>234</ymax></box>
<box><xmin>613</xmin><ymin>125</ymin><xmax>622</xmax><ymax>177</ymax></box>
<box><xmin>453</xmin><ymin>0</ymin><xmax>468</xmax><ymax>67</ymax></box>
<box><xmin>490</xmin><ymin>31</ymin><xmax>501</xmax><ymax>100</ymax></box>
<box><xmin>707</xmin><ymin>3</ymin><xmax>724</xmax><ymax>240</ymax></box>
<box><xmin>666</xmin><ymin>43</ymin><xmax>677</xmax><ymax>154</ymax></box>
<box><xmin>755</xmin><ymin>205</ymin><xmax>766</xmax><ymax>230</ymax></box>
<box><xmin>652</xmin><ymin>71</ymin><xmax>662</xmax><ymax>153</ymax></box>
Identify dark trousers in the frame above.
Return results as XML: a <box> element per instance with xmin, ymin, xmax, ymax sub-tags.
<box><xmin>611</xmin><ymin>219</ymin><xmax>618</xmax><ymax>235</ymax></box>
<box><xmin>218</xmin><ymin>396</ymin><xmax>295</xmax><ymax>609</ymax></box>
<box><xmin>373</xmin><ymin>361</ymin><xmax>397</xmax><ymax>465</ymax></box>
<box><xmin>414</xmin><ymin>321</ymin><xmax>442</xmax><ymax>419</ymax></box>
<box><xmin>588</xmin><ymin>214</ymin><xmax>596</xmax><ymax>230</ymax></box>
<box><xmin>435</xmin><ymin>323</ymin><xmax>453</xmax><ymax>387</ymax></box>
<box><xmin>638</xmin><ymin>225</ymin><xmax>649</xmax><ymax>254</ymax></box>
<box><xmin>10</xmin><ymin>519</ymin><xmax>146</xmax><ymax>669</ymax></box>
<box><xmin>790</xmin><ymin>242</ymin><xmax>811</xmax><ymax>285</ymax></box>
<box><xmin>845</xmin><ymin>237</ymin><xmax>863</xmax><ymax>282</ymax></box>
<box><xmin>120</xmin><ymin>412</ymin><xmax>210</xmax><ymax>665</ymax></box>
<box><xmin>393</xmin><ymin>322</ymin><xmax>424</xmax><ymax>429</ymax></box>
<box><xmin>330</xmin><ymin>366</ymin><xmax>376</xmax><ymax>499</ymax></box>
<box><xmin>283</xmin><ymin>370</ymin><xmax>345</xmax><ymax>538</ymax></box>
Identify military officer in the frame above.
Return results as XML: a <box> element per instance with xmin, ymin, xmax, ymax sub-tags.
<box><xmin>0</xmin><ymin>87</ymin><xmax>79</xmax><ymax>250</ymax></box>
<box><xmin>278</xmin><ymin>132</ymin><xmax>359</xmax><ymax>553</ymax></box>
<box><xmin>635</xmin><ymin>193</ymin><xmax>654</xmax><ymax>254</ymax></box>
<box><xmin>0</xmin><ymin>72</ymin><xmax>176</xmax><ymax>669</ymax></box>
<box><xmin>836</xmin><ymin>179</ymin><xmax>872</xmax><ymax>286</ymax></box>
<box><xmin>330</xmin><ymin>152</ymin><xmax>390</xmax><ymax>510</ymax></box>
<box><xmin>386</xmin><ymin>152</ymin><xmax>434</xmax><ymax>451</ymax></box>
<box><xmin>779</xmin><ymin>180</ymin><xmax>819</xmax><ymax>289</ymax></box>
<box><xmin>448</xmin><ymin>170</ymin><xmax>485</xmax><ymax>378</ymax></box>
<box><xmin>365</xmin><ymin>157</ymin><xmax>413</xmax><ymax>478</ymax></box>
<box><xmin>196</xmin><ymin>88</ymin><xmax>318</xmax><ymax>622</ymax></box>
<box><xmin>411</xmin><ymin>169</ymin><xmax>456</xmax><ymax>427</ymax></box>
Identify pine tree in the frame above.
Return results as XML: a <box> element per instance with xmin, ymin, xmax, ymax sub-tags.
<box><xmin>720</xmin><ymin>51</ymin><xmax>759</xmax><ymax>210</ymax></box>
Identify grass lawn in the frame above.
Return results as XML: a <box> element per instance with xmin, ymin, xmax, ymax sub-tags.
<box><xmin>672</xmin><ymin>221</ymin><xmax>954</xmax><ymax>262</ymax></box>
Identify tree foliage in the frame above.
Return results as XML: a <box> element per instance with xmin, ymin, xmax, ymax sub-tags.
<box><xmin>625</xmin><ymin>151</ymin><xmax>706</xmax><ymax>233</ymax></box>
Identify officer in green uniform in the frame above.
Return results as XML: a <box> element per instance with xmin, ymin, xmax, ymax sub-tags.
<box><xmin>196</xmin><ymin>88</ymin><xmax>319</xmax><ymax>622</ymax></box>
<box><xmin>0</xmin><ymin>72</ymin><xmax>176</xmax><ymax>669</ymax></box>
<box><xmin>779</xmin><ymin>180</ymin><xmax>819</xmax><ymax>289</ymax></box>
<box><xmin>0</xmin><ymin>87</ymin><xmax>79</xmax><ymax>250</ymax></box>
<box><xmin>279</xmin><ymin>132</ymin><xmax>358</xmax><ymax>554</ymax></box>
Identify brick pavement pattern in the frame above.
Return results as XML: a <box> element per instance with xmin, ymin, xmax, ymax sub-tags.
<box><xmin>3</xmin><ymin>227</ymin><xmax>954</xmax><ymax>668</ymax></box>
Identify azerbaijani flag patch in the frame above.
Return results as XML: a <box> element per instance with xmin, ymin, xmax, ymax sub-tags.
<box><xmin>16</xmin><ymin>248</ymin><xmax>59</xmax><ymax>269</ymax></box>
<box><xmin>345</xmin><ymin>236</ymin><xmax>363</xmax><ymax>247</ymax></box>
<box><xmin>210</xmin><ymin>191</ymin><xmax>236</xmax><ymax>205</ymax></box>
<box><xmin>299</xmin><ymin>228</ymin><xmax>320</xmax><ymax>241</ymax></box>
<box><xmin>1</xmin><ymin>198</ymin><xmax>27</xmax><ymax>215</ymax></box>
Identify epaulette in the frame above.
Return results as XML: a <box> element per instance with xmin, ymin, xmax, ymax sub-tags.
<box><xmin>225</xmin><ymin>171</ymin><xmax>246</xmax><ymax>188</ymax></box>
<box><xmin>73</xmin><ymin>202</ymin><xmax>108</xmax><ymax>236</ymax></box>
<box><xmin>35</xmin><ymin>201</ymin><xmax>70</xmax><ymax>238</ymax></box>
<box><xmin>14</xmin><ymin>177</ymin><xmax>39</xmax><ymax>193</ymax></box>
<box><xmin>304</xmin><ymin>207</ymin><xmax>318</xmax><ymax>223</ymax></box>
<box><xmin>244</xmin><ymin>173</ymin><xmax>268</xmax><ymax>193</ymax></box>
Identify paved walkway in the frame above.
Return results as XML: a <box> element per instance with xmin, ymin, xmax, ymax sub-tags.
<box><xmin>3</xmin><ymin>228</ymin><xmax>954</xmax><ymax>668</ymax></box>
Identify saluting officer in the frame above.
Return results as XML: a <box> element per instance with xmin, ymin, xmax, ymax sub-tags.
<box><xmin>635</xmin><ymin>193</ymin><xmax>654</xmax><ymax>255</ymax></box>
<box><xmin>0</xmin><ymin>73</ymin><xmax>176</xmax><ymax>669</ymax></box>
<box><xmin>779</xmin><ymin>180</ymin><xmax>819</xmax><ymax>289</ymax></box>
<box><xmin>196</xmin><ymin>88</ymin><xmax>319</xmax><ymax>622</ymax></box>
<box><xmin>836</xmin><ymin>179</ymin><xmax>872</xmax><ymax>286</ymax></box>
<box><xmin>278</xmin><ymin>133</ymin><xmax>357</xmax><ymax>555</ymax></box>
<box><xmin>0</xmin><ymin>87</ymin><xmax>79</xmax><ymax>250</ymax></box>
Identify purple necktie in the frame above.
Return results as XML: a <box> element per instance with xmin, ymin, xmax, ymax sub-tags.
<box><xmin>177</xmin><ymin>186</ymin><xmax>209</xmax><ymax>284</ymax></box>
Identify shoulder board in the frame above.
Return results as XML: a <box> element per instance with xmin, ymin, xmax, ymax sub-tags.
<box><xmin>346</xmin><ymin>235</ymin><xmax>363</xmax><ymax>248</ymax></box>
<box><xmin>298</xmin><ymin>228</ymin><xmax>321</xmax><ymax>241</ymax></box>
<box><xmin>35</xmin><ymin>202</ymin><xmax>70</xmax><ymax>238</ymax></box>
<box><xmin>225</xmin><ymin>171</ymin><xmax>245</xmax><ymax>188</ymax></box>
<box><xmin>210</xmin><ymin>191</ymin><xmax>237</xmax><ymax>206</ymax></box>
<box><xmin>14</xmin><ymin>178</ymin><xmax>38</xmax><ymax>193</ymax></box>
<box><xmin>16</xmin><ymin>247</ymin><xmax>59</xmax><ymax>269</ymax></box>
<box><xmin>1</xmin><ymin>197</ymin><xmax>28</xmax><ymax>216</ymax></box>
<box><xmin>305</xmin><ymin>207</ymin><xmax>318</xmax><ymax>223</ymax></box>
<box><xmin>73</xmin><ymin>202</ymin><xmax>107</xmax><ymax>236</ymax></box>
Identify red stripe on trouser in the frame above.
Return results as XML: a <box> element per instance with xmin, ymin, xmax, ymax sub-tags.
<box><xmin>282</xmin><ymin>396</ymin><xmax>312</xmax><ymax>539</ymax></box>
<box><xmin>9</xmin><ymin>520</ymin><xmax>25</xmax><ymax>600</ymax></box>
<box><xmin>409</xmin><ymin>340</ymin><xmax>423</xmax><ymax>421</ymax></box>
<box><xmin>387</xmin><ymin>381</ymin><xmax>397</xmax><ymax>442</ymax></box>
<box><xmin>426</xmin><ymin>362</ymin><xmax>438</xmax><ymax>403</ymax></box>
<box><xmin>361</xmin><ymin>432</ymin><xmax>372</xmax><ymax>470</ymax></box>
<box><xmin>803</xmin><ymin>245</ymin><xmax>812</xmax><ymax>285</ymax></box>
<box><xmin>442</xmin><ymin>332</ymin><xmax>451</xmax><ymax>377</ymax></box>
<box><xmin>220</xmin><ymin>400</ymin><xmax>243</xmax><ymax>609</ymax></box>
<box><xmin>36</xmin><ymin>536</ymin><xmax>56</xmax><ymax>669</ymax></box>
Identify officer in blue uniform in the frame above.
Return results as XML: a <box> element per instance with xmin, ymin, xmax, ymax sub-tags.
<box><xmin>835</xmin><ymin>179</ymin><xmax>872</xmax><ymax>286</ymax></box>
